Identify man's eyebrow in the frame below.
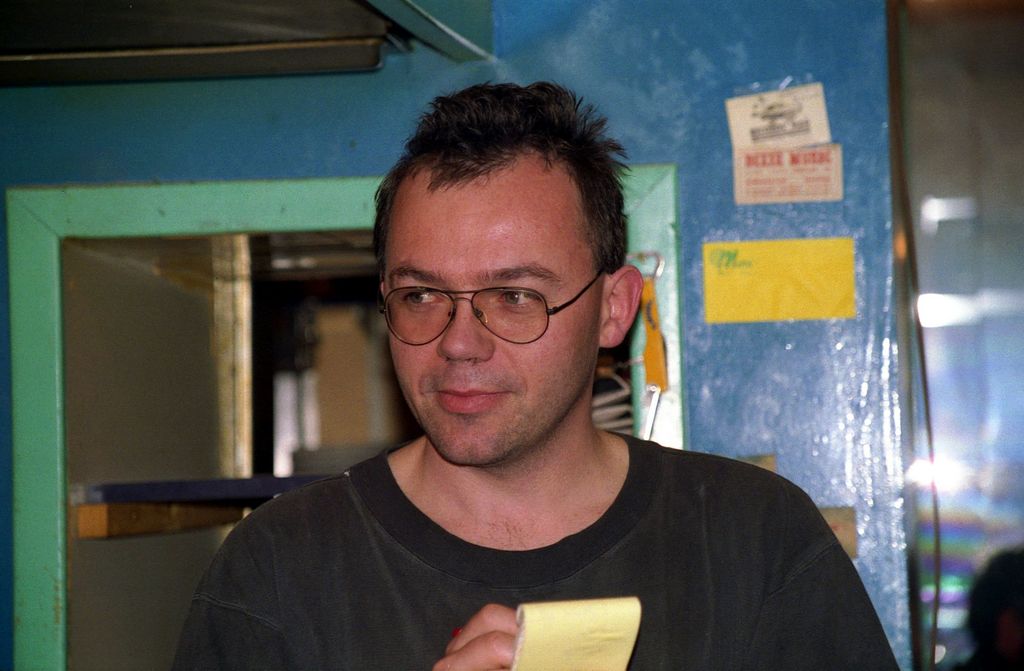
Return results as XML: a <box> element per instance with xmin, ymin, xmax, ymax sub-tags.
<box><xmin>487</xmin><ymin>264</ymin><xmax>561</xmax><ymax>284</ymax></box>
<box><xmin>387</xmin><ymin>264</ymin><xmax>561</xmax><ymax>287</ymax></box>
<box><xmin>387</xmin><ymin>266</ymin><xmax>443</xmax><ymax>286</ymax></box>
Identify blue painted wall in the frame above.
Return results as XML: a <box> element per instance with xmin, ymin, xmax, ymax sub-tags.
<box><xmin>0</xmin><ymin>1</ymin><xmax>907</xmax><ymax>667</ymax></box>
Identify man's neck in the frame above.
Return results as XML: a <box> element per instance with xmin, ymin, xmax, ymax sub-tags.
<box><xmin>388</xmin><ymin>428</ymin><xmax>629</xmax><ymax>551</ymax></box>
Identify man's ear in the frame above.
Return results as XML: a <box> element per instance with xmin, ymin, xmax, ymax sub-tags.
<box><xmin>598</xmin><ymin>265</ymin><xmax>644</xmax><ymax>349</ymax></box>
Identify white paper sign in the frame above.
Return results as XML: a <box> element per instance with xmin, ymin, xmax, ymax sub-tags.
<box><xmin>726</xmin><ymin>82</ymin><xmax>831</xmax><ymax>149</ymax></box>
<box><xmin>733</xmin><ymin>144</ymin><xmax>843</xmax><ymax>204</ymax></box>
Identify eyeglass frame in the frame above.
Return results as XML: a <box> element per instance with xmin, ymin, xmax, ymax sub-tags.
<box><xmin>379</xmin><ymin>271</ymin><xmax>604</xmax><ymax>345</ymax></box>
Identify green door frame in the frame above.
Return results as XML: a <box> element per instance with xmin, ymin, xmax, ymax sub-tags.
<box><xmin>7</xmin><ymin>165</ymin><xmax>678</xmax><ymax>669</ymax></box>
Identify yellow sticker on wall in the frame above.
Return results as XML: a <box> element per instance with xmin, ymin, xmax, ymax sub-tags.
<box><xmin>703</xmin><ymin>237</ymin><xmax>855</xmax><ymax>323</ymax></box>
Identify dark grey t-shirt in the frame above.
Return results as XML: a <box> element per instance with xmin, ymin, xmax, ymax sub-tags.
<box><xmin>172</xmin><ymin>436</ymin><xmax>898</xmax><ymax>670</ymax></box>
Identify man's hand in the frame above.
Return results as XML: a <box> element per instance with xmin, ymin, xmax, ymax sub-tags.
<box><xmin>432</xmin><ymin>603</ymin><xmax>518</xmax><ymax>671</ymax></box>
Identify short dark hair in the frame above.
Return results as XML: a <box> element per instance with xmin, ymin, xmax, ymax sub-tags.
<box><xmin>373</xmin><ymin>81</ymin><xmax>628</xmax><ymax>275</ymax></box>
<box><xmin>967</xmin><ymin>547</ymin><xmax>1024</xmax><ymax>652</ymax></box>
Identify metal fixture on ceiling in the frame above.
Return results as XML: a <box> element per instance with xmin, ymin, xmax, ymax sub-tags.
<box><xmin>0</xmin><ymin>0</ymin><xmax>492</xmax><ymax>85</ymax></box>
<box><xmin>250</xmin><ymin>231</ymin><xmax>377</xmax><ymax>281</ymax></box>
<box><xmin>63</xmin><ymin>231</ymin><xmax>379</xmax><ymax>285</ymax></box>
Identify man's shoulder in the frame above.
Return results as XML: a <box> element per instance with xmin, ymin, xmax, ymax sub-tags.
<box><xmin>629</xmin><ymin>437</ymin><xmax>842</xmax><ymax>583</ymax></box>
<box><xmin>228</xmin><ymin>451</ymin><xmax>389</xmax><ymax>542</ymax></box>
<box><xmin>626</xmin><ymin>436</ymin><xmax>828</xmax><ymax>537</ymax></box>
<box><xmin>628</xmin><ymin>436</ymin><xmax>803</xmax><ymax>499</ymax></box>
<box><xmin>225</xmin><ymin>473</ymin><xmax>347</xmax><ymax>540</ymax></box>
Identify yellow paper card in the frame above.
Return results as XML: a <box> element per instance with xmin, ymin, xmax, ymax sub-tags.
<box><xmin>511</xmin><ymin>597</ymin><xmax>642</xmax><ymax>671</ymax></box>
<box><xmin>703</xmin><ymin>237</ymin><xmax>855</xmax><ymax>323</ymax></box>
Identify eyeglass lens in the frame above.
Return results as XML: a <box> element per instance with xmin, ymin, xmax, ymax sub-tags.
<box><xmin>385</xmin><ymin>287</ymin><xmax>549</xmax><ymax>345</ymax></box>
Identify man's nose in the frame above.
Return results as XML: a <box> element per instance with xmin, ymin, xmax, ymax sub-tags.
<box><xmin>436</xmin><ymin>297</ymin><xmax>495</xmax><ymax>361</ymax></box>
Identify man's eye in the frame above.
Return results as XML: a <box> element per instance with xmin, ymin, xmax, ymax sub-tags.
<box><xmin>499</xmin><ymin>289</ymin><xmax>541</xmax><ymax>306</ymax></box>
<box><xmin>401</xmin><ymin>290</ymin><xmax>442</xmax><ymax>306</ymax></box>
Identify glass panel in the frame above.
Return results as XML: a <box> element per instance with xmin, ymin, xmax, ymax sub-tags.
<box><xmin>903</xmin><ymin>8</ymin><xmax>1024</xmax><ymax>668</ymax></box>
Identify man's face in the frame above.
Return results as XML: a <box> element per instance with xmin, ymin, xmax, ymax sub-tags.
<box><xmin>383</xmin><ymin>154</ymin><xmax>608</xmax><ymax>469</ymax></box>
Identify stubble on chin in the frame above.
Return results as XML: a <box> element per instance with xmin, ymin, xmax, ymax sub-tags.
<box><xmin>420</xmin><ymin>412</ymin><xmax>535</xmax><ymax>470</ymax></box>
<box><xmin>419</xmin><ymin>386</ymin><xmax>589</xmax><ymax>474</ymax></box>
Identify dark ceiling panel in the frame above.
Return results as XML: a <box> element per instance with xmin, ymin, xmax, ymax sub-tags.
<box><xmin>0</xmin><ymin>0</ymin><xmax>394</xmax><ymax>84</ymax></box>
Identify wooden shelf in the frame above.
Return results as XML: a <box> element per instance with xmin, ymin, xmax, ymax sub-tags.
<box><xmin>76</xmin><ymin>502</ymin><xmax>245</xmax><ymax>539</ymax></box>
<box><xmin>71</xmin><ymin>474</ymin><xmax>326</xmax><ymax>538</ymax></box>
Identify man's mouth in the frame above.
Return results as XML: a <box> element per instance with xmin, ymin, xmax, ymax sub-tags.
<box><xmin>436</xmin><ymin>388</ymin><xmax>506</xmax><ymax>415</ymax></box>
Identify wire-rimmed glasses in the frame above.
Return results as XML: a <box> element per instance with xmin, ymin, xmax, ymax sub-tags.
<box><xmin>380</xmin><ymin>272</ymin><xmax>602</xmax><ymax>345</ymax></box>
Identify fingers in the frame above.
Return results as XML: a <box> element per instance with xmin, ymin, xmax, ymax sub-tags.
<box><xmin>432</xmin><ymin>629</ymin><xmax>515</xmax><ymax>671</ymax></box>
<box><xmin>433</xmin><ymin>604</ymin><xmax>518</xmax><ymax>671</ymax></box>
<box><xmin>446</xmin><ymin>603</ymin><xmax>518</xmax><ymax>655</ymax></box>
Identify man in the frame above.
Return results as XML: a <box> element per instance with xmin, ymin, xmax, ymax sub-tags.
<box><xmin>173</xmin><ymin>81</ymin><xmax>898</xmax><ymax>670</ymax></box>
